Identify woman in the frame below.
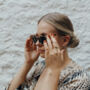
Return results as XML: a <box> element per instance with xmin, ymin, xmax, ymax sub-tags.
<box><xmin>6</xmin><ymin>12</ymin><xmax>89</xmax><ymax>90</ymax></box>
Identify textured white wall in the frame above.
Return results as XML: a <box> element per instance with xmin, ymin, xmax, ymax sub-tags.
<box><xmin>0</xmin><ymin>0</ymin><xmax>90</xmax><ymax>89</ymax></box>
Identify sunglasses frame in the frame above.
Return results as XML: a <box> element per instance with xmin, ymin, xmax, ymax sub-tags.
<box><xmin>31</xmin><ymin>34</ymin><xmax>46</xmax><ymax>44</ymax></box>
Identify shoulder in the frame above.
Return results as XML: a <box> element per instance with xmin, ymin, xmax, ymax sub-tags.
<box><xmin>58</xmin><ymin>59</ymin><xmax>90</xmax><ymax>90</ymax></box>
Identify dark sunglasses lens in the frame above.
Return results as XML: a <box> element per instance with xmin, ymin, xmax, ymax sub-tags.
<box><xmin>39</xmin><ymin>36</ymin><xmax>46</xmax><ymax>44</ymax></box>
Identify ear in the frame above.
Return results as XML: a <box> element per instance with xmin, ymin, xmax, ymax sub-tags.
<box><xmin>62</xmin><ymin>35</ymin><xmax>70</xmax><ymax>47</ymax></box>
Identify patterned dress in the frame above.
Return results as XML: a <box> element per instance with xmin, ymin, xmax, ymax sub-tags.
<box><xmin>5</xmin><ymin>59</ymin><xmax>90</xmax><ymax>90</ymax></box>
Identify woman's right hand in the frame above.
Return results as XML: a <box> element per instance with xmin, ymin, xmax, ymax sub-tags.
<box><xmin>24</xmin><ymin>35</ymin><xmax>40</xmax><ymax>64</ymax></box>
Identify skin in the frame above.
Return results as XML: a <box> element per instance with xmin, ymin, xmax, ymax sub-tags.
<box><xmin>8</xmin><ymin>21</ymin><xmax>71</xmax><ymax>90</ymax></box>
<box><xmin>36</xmin><ymin>21</ymin><xmax>70</xmax><ymax>59</ymax></box>
<box><xmin>34</xmin><ymin>21</ymin><xmax>71</xmax><ymax>90</ymax></box>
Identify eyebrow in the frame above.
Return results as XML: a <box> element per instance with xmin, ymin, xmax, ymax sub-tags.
<box><xmin>36</xmin><ymin>33</ymin><xmax>47</xmax><ymax>36</ymax></box>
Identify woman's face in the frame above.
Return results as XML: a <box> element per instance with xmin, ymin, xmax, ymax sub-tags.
<box><xmin>36</xmin><ymin>21</ymin><xmax>64</xmax><ymax>58</ymax></box>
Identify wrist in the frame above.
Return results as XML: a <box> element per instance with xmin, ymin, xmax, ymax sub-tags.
<box><xmin>45</xmin><ymin>67</ymin><xmax>61</xmax><ymax>75</ymax></box>
<box><xmin>24</xmin><ymin>61</ymin><xmax>34</xmax><ymax>67</ymax></box>
<box><xmin>46</xmin><ymin>65</ymin><xmax>62</xmax><ymax>72</ymax></box>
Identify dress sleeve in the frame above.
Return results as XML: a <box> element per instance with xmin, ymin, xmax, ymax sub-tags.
<box><xmin>58</xmin><ymin>70</ymin><xmax>90</xmax><ymax>90</ymax></box>
<box><xmin>5</xmin><ymin>60</ymin><xmax>40</xmax><ymax>90</ymax></box>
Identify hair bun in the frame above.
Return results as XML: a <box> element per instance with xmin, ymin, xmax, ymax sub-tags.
<box><xmin>68</xmin><ymin>34</ymin><xmax>80</xmax><ymax>48</ymax></box>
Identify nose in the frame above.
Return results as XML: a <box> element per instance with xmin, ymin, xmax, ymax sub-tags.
<box><xmin>36</xmin><ymin>41</ymin><xmax>43</xmax><ymax>47</ymax></box>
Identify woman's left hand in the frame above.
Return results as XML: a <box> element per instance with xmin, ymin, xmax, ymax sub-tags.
<box><xmin>44</xmin><ymin>33</ymin><xmax>65</xmax><ymax>71</ymax></box>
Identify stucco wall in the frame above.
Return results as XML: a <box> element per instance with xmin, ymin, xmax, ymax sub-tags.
<box><xmin>0</xmin><ymin>0</ymin><xmax>90</xmax><ymax>89</ymax></box>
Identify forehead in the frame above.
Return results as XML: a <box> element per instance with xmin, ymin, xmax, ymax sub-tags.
<box><xmin>37</xmin><ymin>21</ymin><xmax>57</xmax><ymax>35</ymax></box>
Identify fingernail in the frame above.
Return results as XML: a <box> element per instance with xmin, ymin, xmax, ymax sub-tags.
<box><xmin>48</xmin><ymin>35</ymin><xmax>50</xmax><ymax>38</ymax></box>
<box><xmin>52</xmin><ymin>33</ymin><xmax>56</xmax><ymax>36</ymax></box>
<box><xmin>51</xmin><ymin>34</ymin><xmax>56</xmax><ymax>37</ymax></box>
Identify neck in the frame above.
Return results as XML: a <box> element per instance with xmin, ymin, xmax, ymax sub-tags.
<box><xmin>61</xmin><ymin>48</ymin><xmax>71</xmax><ymax>69</ymax></box>
<box><xmin>64</xmin><ymin>49</ymin><xmax>70</xmax><ymax>61</ymax></box>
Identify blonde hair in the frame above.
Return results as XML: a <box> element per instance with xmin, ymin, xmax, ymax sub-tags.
<box><xmin>38</xmin><ymin>12</ymin><xmax>80</xmax><ymax>48</ymax></box>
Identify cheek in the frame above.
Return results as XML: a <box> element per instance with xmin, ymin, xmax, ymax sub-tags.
<box><xmin>58</xmin><ymin>39</ymin><xmax>63</xmax><ymax>47</ymax></box>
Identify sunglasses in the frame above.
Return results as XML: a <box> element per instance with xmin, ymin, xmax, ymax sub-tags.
<box><xmin>31</xmin><ymin>34</ymin><xmax>46</xmax><ymax>44</ymax></box>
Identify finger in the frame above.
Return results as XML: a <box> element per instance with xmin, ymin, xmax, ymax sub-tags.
<box><xmin>25</xmin><ymin>38</ymin><xmax>31</xmax><ymax>51</ymax></box>
<box><xmin>46</xmin><ymin>34</ymin><xmax>53</xmax><ymax>50</ymax></box>
<box><xmin>26</xmin><ymin>38</ymin><xmax>30</xmax><ymax>48</ymax></box>
<box><xmin>32</xmin><ymin>43</ymin><xmax>37</xmax><ymax>50</ymax></box>
<box><xmin>51</xmin><ymin>34</ymin><xmax>60</xmax><ymax>49</ymax></box>
<box><xmin>30</xmin><ymin>38</ymin><xmax>33</xmax><ymax>46</ymax></box>
<box><xmin>50</xmin><ymin>34</ymin><xmax>61</xmax><ymax>53</ymax></box>
<box><xmin>44</xmin><ymin>40</ymin><xmax>49</xmax><ymax>57</ymax></box>
<box><xmin>30</xmin><ymin>34</ymin><xmax>36</xmax><ymax>44</ymax></box>
<box><xmin>29</xmin><ymin>34</ymin><xmax>37</xmax><ymax>50</ymax></box>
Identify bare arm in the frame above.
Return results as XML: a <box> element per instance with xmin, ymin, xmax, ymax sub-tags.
<box><xmin>34</xmin><ymin>68</ymin><xmax>61</xmax><ymax>90</ymax></box>
<box><xmin>8</xmin><ymin>62</ymin><xmax>34</xmax><ymax>90</ymax></box>
<box><xmin>8</xmin><ymin>36</ymin><xmax>40</xmax><ymax>90</ymax></box>
<box><xmin>34</xmin><ymin>34</ymin><xmax>66</xmax><ymax>90</ymax></box>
